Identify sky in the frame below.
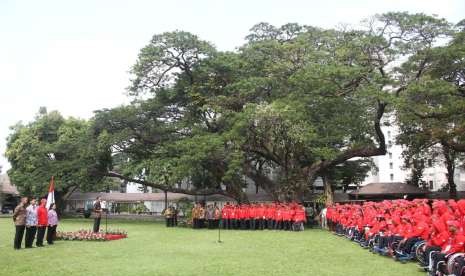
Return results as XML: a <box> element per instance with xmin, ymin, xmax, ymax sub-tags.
<box><xmin>0</xmin><ymin>0</ymin><xmax>464</xmax><ymax>172</ymax></box>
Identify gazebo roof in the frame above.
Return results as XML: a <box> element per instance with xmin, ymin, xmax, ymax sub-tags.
<box><xmin>350</xmin><ymin>182</ymin><xmax>428</xmax><ymax>196</ymax></box>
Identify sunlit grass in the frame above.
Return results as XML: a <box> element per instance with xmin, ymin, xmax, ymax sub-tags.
<box><xmin>0</xmin><ymin>218</ymin><xmax>422</xmax><ymax>276</ymax></box>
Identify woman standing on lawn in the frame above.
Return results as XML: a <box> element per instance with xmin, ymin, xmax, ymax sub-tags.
<box><xmin>47</xmin><ymin>203</ymin><xmax>58</xmax><ymax>244</ymax></box>
<box><xmin>36</xmin><ymin>198</ymin><xmax>48</xmax><ymax>247</ymax></box>
<box><xmin>25</xmin><ymin>198</ymin><xmax>38</xmax><ymax>248</ymax></box>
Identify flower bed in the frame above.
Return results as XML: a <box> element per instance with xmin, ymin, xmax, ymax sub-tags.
<box><xmin>56</xmin><ymin>229</ymin><xmax>128</xmax><ymax>241</ymax></box>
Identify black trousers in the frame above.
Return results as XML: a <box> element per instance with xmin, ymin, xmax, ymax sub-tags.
<box><xmin>93</xmin><ymin>217</ymin><xmax>101</xmax><ymax>232</ymax></box>
<box><xmin>197</xmin><ymin>219</ymin><xmax>205</xmax><ymax>229</ymax></box>
<box><xmin>284</xmin><ymin>220</ymin><xmax>291</xmax><ymax>230</ymax></box>
<box><xmin>193</xmin><ymin>218</ymin><xmax>198</xmax><ymax>229</ymax></box>
<box><xmin>399</xmin><ymin>237</ymin><xmax>422</xmax><ymax>254</ymax></box>
<box><xmin>36</xmin><ymin>226</ymin><xmax>46</xmax><ymax>246</ymax></box>
<box><xmin>275</xmin><ymin>220</ymin><xmax>283</xmax><ymax>230</ymax></box>
<box><xmin>267</xmin><ymin>219</ymin><xmax>274</xmax><ymax>229</ymax></box>
<box><xmin>258</xmin><ymin>219</ymin><xmax>264</xmax><ymax>230</ymax></box>
<box><xmin>14</xmin><ymin>225</ymin><xmax>25</xmax><ymax>249</ymax></box>
<box><xmin>207</xmin><ymin>219</ymin><xmax>214</xmax><ymax>229</ymax></box>
<box><xmin>250</xmin><ymin>219</ymin><xmax>256</xmax><ymax>230</ymax></box>
<box><xmin>47</xmin><ymin>225</ymin><xmax>57</xmax><ymax>244</ymax></box>
<box><xmin>240</xmin><ymin>219</ymin><xmax>248</xmax><ymax>230</ymax></box>
<box><xmin>25</xmin><ymin>226</ymin><xmax>37</xmax><ymax>248</ymax></box>
<box><xmin>378</xmin><ymin>236</ymin><xmax>389</xmax><ymax>249</ymax></box>
<box><xmin>232</xmin><ymin>219</ymin><xmax>238</xmax><ymax>229</ymax></box>
<box><xmin>168</xmin><ymin>217</ymin><xmax>176</xmax><ymax>227</ymax></box>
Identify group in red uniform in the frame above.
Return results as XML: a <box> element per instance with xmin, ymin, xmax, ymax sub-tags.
<box><xmin>220</xmin><ymin>202</ymin><xmax>307</xmax><ymax>231</ymax></box>
<box><xmin>326</xmin><ymin>199</ymin><xmax>465</xmax><ymax>276</ymax></box>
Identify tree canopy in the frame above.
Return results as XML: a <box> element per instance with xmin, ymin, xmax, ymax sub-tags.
<box><xmin>6</xmin><ymin>12</ymin><xmax>464</xmax><ymax>202</ymax></box>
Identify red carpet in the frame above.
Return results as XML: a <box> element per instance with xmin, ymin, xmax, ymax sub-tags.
<box><xmin>105</xmin><ymin>234</ymin><xmax>127</xmax><ymax>241</ymax></box>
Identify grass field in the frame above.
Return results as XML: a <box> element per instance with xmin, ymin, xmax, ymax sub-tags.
<box><xmin>0</xmin><ymin>218</ymin><xmax>423</xmax><ymax>276</ymax></box>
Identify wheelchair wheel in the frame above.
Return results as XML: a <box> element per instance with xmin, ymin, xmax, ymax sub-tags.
<box><xmin>415</xmin><ymin>243</ymin><xmax>426</xmax><ymax>265</ymax></box>
<box><xmin>447</xmin><ymin>253</ymin><xmax>465</xmax><ymax>274</ymax></box>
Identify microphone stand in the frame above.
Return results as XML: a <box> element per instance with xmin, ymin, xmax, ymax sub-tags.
<box><xmin>217</xmin><ymin>215</ymin><xmax>222</xmax><ymax>243</ymax></box>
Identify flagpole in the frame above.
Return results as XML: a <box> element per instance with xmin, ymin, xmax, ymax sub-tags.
<box><xmin>105</xmin><ymin>209</ymin><xmax>108</xmax><ymax>234</ymax></box>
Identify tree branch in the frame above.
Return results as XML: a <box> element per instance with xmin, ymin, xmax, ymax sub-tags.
<box><xmin>105</xmin><ymin>171</ymin><xmax>229</xmax><ymax>197</ymax></box>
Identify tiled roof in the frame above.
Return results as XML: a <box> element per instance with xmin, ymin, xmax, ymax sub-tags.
<box><xmin>67</xmin><ymin>191</ymin><xmax>275</xmax><ymax>203</ymax></box>
<box><xmin>350</xmin><ymin>182</ymin><xmax>429</xmax><ymax>195</ymax></box>
<box><xmin>67</xmin><ymin>192</ymin><xmax>190</xmax><ymax>202</ymax></box>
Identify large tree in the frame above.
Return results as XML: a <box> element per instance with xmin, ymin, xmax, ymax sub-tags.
<box><xmin>396</xmin><ymin>20</ymin><xmax>465</xmax><ymax>196</ymax></box>
<box><xmin>87</xmin><ymin>13</ymin><xmax>452</xmax><ymax>202</ymax></box>
<box><xmin>5</xmin><ymin>108</ymin><xmax>115</xmax><ymax>209</ymax></box>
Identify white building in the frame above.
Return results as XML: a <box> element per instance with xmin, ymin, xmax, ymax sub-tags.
<box><xmin>362</xmin><ymin>119</ymin><xmax>465</xmax><ymax>191</ymax></box>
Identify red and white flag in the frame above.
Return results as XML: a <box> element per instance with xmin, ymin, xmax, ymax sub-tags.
<box><xmin>46</xmin><ymin>176</ymin><xmax>55</xmax><ymax>209</ymax></box>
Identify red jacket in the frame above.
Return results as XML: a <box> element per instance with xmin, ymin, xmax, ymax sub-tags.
<box><xmin>442</xmin><ymin>232</ymin><xmax>465</xmax><ymax>254</ymax></box>
<box><xmin>293</xmin><ymin>208</ymin><xmax>306</xmax><ymax>222</ymax></box>
<box><xmin>265</xmin><ymin>207</ymin><xmax>275</xmax><ymax>220</ymax></box>
<box><xmin>37</xmin><ymin>204</ymin><xmax>48</xmax><ymax>226</ymax></box>
<box><xmin>221</xmin><ymin>206</ymin><xmax>229</xmax><ymax>219</ymax></box>
<box><xmin>410</xmin><ymin>220</ymin><xmax>430</xmax><ymax>240</ymax></box>
<box><xmin>430</xmin><ymin>231</ymin><xmax>450</xmax><ymax>247</ymax></box>
<box><xmin>256</xmin><ymin>206</ymin><xmax>265</xmax><ymax>219</ymax></box>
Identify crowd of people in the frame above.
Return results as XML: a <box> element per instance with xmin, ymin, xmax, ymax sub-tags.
<box><xmin>221</xmin><ymin>202</ymin><xmax>307</xmax><ymax>231</ymax></box>
<box><xmin>188</xmin><ymin>202</ymin><xmax>308</xmax><ymax>231</ymax></box>
<box><xmin>162</xmin><ymin>205</ymin><xmax>179</xmax><ymax>227</ymax></box>
<box><xmin>327</xmin><ymin>199</ymin><xmax>465</xmax><ymax>276</ymax></box>
<box><xmin>191</xmin><ymin>203</ymin><xmax>221</xmax><ymax>229</ymax></box>
<box><xmin>12</xmin><ymin>197</ymin><xmax>59</xmax><ymax>250</ymax></box>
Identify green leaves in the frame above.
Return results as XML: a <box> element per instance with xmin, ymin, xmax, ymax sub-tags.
<box><xmin>6</xmin><ymin>13</ymin><xmax>461</xmax><ymax>201</ymax></box>
<box><xmin>5</xmin><ymin>110</ymin><xmax>111</xmax><ymax>197</ymax></box>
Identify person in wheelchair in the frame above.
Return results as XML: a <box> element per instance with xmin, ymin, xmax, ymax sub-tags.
<box><xmin>373</xmin><ymin>218</ymin><xmax>397</xmax><ymax>255</ymax></box>
<box><xmin>395</xmin><ymin>214</ymin><xmax>430</xmax><ymax>261</ymax></box>
<box><xmin>366</xmin><ymin>215</ymin><xmax>387</xmax><ymax>250</ymax></box>
<box><xmin>419</xmin><ymin>201</ymin><xmax>456</xmax><ymax>268</ymax></box>
<box><xmin>427</xmin><ymin>220</ymin><xmax>465</xmax><ymax>276</ymax></box>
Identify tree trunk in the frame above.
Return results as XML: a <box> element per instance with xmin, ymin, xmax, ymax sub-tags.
<box><xmin>164</xmin><ymin>190</ymin><xmax>168</xmax><ymax>210</ymax></box>
<box><xmin>442</xmin><ymin>143</ymin><xmax>457</xmax><ymax>198</ymax></box>
<box><xmin>322</xmin><ymin>174</ymin><xmax>334</xmax><ymax>206</ymax></box>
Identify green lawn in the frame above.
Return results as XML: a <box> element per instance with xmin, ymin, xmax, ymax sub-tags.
<box><xmin>0</xmin><ymin>218</ymin><xmax>422</xmax><ymax>276</ymax></box>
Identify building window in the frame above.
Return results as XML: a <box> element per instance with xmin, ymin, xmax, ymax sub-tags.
<box><xmin>387</xmin><ymin>131</ymin><xmax>391</xmax><ymax>138</ymax></box>
<box><xmin>429</xmin><ymin>180</ymin><xmax>434</xmax><ymax>190</ymax></box>
<box><xmin>388</xmin><ymin>140</ymin><xmax>393</xmax><ymax>148</ymax></box>
<box><xmin>428</xmin><ymin>159</ymin><xmax>433</xmax><ymax>167</ymax></box>
<box><xmin>389</xmin><ymin>162</ymin><xmax>393</xmax><ymax>169</ymax></box>
<box><xmin>389</xmin><ymin>152</ymin><xmax>392</xmax><ymax>159</ymax></box>
<box><xmin>390</xmin><ymin>174</ymin><xmax>394</xmax><ymax>181</ymax></box>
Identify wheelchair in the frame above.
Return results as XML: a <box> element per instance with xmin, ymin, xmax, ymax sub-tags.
<box><xmin>414</xmin><ymin>241</ymin><xmax>427</xmax><ymax>265</ymax></box>
<box><xmin>394</xmin><ymin>240</ymin><xmax>425</xmax><ymax>263</ymax></box>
